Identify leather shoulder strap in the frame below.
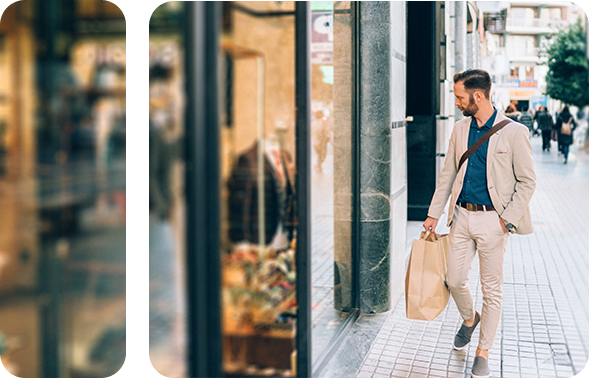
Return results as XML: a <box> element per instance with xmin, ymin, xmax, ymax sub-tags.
<box><xmin>457</xmin><ymin>119</ymin><xmax>512</xmax><ymax>172</ymax></box>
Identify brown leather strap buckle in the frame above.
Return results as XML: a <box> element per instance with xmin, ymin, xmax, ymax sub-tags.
<box><xmin>458</xmin><ymin>202</ymin><xmax>495</xmax><ymax>212</ymax></box>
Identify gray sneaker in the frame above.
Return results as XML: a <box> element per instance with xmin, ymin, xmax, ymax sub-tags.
<box><xmin>471</xmin><ymin>356</ymin><xmax>490</xmax><ymax>378</ymax></box>
<box><xmin>453</xmin><ymin>311</ymin><xmax>480</xmax><ymax>350</ymax></box>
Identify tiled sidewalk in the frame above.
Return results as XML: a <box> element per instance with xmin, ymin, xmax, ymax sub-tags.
<box><xmin>355</xmin><ymin>136</ymin><xmax>589</xmax><ymax>378</ymax></box>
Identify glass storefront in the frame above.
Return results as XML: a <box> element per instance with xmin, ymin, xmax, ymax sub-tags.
<box><xmin>0</xmin><ymin>0</ymin><xmax>357</xmax><ymax>378</ymax></box>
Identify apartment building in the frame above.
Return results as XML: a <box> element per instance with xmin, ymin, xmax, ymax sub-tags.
<box><xmin>481</xmin><ymin>1</ymin><xmax>586</xmax><ymax>112</ymax></box>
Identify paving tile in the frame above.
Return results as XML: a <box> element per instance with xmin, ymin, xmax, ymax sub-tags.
<box><xmin>377</xmin><ymin>360</ymin><xmax>395</xmax><ymax>369</ymax></box>
<box><xmin>380</xmin><ymin>349</ymin><xmax>397</xmax><ymax>358</ymax></box>
<box><xmin>431</xmin><ymin>357</ymin><xmax>448</xmax><ymax>365</ymax></box>
<box><xmin>428</xmin><ymin>368</ymin><xmax>447</xmax><ymax>377</ymax></box>
<box><xmin>538</xmin><ymin>368</ymin><xmax>557</xmax><ymax>377</ymax></box>
<box><xmin>430</xmin><ymin>362</ymin><xmax>447</xmax><ymax>371</ymax></box>
<box><xmin>410</xmin><ymin>366</ymin><xmax>428</xmax><ymax>375</ymax></box>
<box><xmin>397</xmin><ymin>352</ymin><xmax>415</xmax><ymax>361</ymax></box>
<box><xmin>393</xmin><ymin>363</ymin><xmax>411</xmax><ymax>372</ymax></box>
<box><xmin>374</xmin><ymin>367</ymin><xmax>392</xmax><ymax>375</ymax></box>
<box><xmin>394</xmin><ymin>357</ymin><xmax>412</xmax><ymax>366</ymax></box>
<box><xmin>364</xmin><ymin>358</ymin><xmax>378</xmax><ymax>366</ymax></box>
<box><xmin>379</xmin><ymin>355</ymin><xmax>396</xmax><ymax>363</ymax></box>
<box><xmin>411</xmin><ymin>360</ymin><xmax>430</xmax><ymax>369</ymax></box>
<box><xmin>447</xmin><ymin>364</ymin><xmax>465</xmax><ymax>373</ymax></box>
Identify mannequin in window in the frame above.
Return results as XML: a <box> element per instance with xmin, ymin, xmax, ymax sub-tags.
<box><xmin>227</xmin><ymin>133</ymin><xmax>296</xmax><ymax>250</ymax></box>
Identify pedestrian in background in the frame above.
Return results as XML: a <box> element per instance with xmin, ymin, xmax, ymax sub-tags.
<box><xmin>534</xmin><ymin>106</ymin><xmax>554</xmax><ymax>152</ymax></box>
<box><xmin>519</xmin><ymin>107</ymin><xmax>534</xmax><ymax>137</ymax></box>
<box><xmin>423</xmin><ymin>69</ymin><xmax>536</xmax><ymax>378</ymax></box>
<box><xmin>504</xmin><ymin>103</ymin><xmax>521</xmax><ymax>122</ymax></box>
<box><xmin>312</xmin><ymin>109</ymin><xmax>333</xmax><ymax>174</ymax></box>
<box><xmin>555</xmin><ymin>106</ymin><xmax>577</xmax><ymax>164</ymax></box>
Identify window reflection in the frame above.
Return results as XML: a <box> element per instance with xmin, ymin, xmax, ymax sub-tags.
<box><xmin>54</xmin><ymin>38</ymin><xmax>184</xmax><ymax>377</ymax></box>
<box><xmin>310</xmin><ymin>0</ymin><xmax>354</xmax><ymax>363</ymax></box>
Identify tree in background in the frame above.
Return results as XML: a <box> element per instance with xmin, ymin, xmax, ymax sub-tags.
<box><xmin>544</xmin><ymin>20</ymin><xmax>589</xmax><ymax>109</ymax></box>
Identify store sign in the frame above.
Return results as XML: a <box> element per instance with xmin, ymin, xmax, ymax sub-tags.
<box><xmin>530</xmin><ymin>95</ymin><xmax>547</xmax><ymax>104</ymax></box>
<box><xmin>509</xmin><ymin>90</ymin><xmax>535</xmax><ymax>98</ymax></box>
<box><xmin>530</xmin><ymin>95</ymin><xmax>547</xmax><ymax>110</ymax></box>
<box><xmin>519</xmin><ymin>79</ymin><xmax>538</xmax><ymax>87</ymax></box>
<box><xmin>506</xmin><ymin>78</ymin><xmax>538</xmax><ymax>88</ymax></box>
<box><xmin>311</xmin><ymin>12</ymin><xmax>333</xmax><ymax>64</ymax></box>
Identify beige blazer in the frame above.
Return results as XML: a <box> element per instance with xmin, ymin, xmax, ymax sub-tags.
<box><xmin>428</xmin><ymin>111</ymin><xmax>536</xmax><ymax>234</ymax></box>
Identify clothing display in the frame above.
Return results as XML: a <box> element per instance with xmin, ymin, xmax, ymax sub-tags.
<box><xmin>227</xmin><ymin>140</ymin><xmax>296</xmax><ymax>247</ymax></box>
<box><xmin>222</xmin><ymin>245</ymin><xmax>297</xmax><ymax>373</ymax></box>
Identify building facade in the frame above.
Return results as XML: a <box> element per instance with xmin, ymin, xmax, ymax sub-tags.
<box><xmin>481</xmin><ymin>1</ymin><xmax>586</xmax><ymax>113</ymax></box>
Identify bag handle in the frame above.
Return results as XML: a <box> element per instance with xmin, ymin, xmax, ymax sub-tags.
<box><xmin>422</xmin><ymin>230</ymin><xmax>438</xmax><ymax>242</ymax></box>
<box><xmin>457</xmin><ymin>119</ymin><xmax>512</xmax><ymax>172</ymax></box>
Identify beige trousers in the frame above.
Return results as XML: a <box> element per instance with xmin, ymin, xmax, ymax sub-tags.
<box><xmin>447</xmin><ymin>205</ymin><xmax>509</xmax><ymax>350</ymax></box>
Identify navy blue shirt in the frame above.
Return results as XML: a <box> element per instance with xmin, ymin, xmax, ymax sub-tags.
<box><xmin>457</xmin><ymin>108</ymin><xmax>498</xmax><ymax>206</ymax></box>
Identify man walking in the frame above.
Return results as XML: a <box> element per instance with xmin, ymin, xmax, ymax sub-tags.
<box><xmin>422</xmin><ymin>69</ymin><xmax>536</xmax><ymax>378</ymax></box>
<box><xmin>519</xmin><ymin>107</ymin><xmax>534</xmax><ymax>137</ymax></box>
<box><xmin>534</xmin><ymin>106</ymin><xmax>554</xmax><ymax>151</ymax></box>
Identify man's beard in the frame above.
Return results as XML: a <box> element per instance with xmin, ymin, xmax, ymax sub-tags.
<box><xmin>459</xmin><ymin>95</ymin><xmax>479</xmax><ymax>117</ymax></box>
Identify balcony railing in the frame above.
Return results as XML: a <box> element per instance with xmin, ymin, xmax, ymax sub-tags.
<box><xmin>505</xmin><ymin>17</ymin><xmax>569</xmax><ymax>32</ymax></box>
<box><xmin>486</xmin><ymin>16</ymin><xmax>569</xmax><ymax>33</ymax></box>
<box><xmin>511</xmin><ymin>0</ymin><xmax>571</xmax><ymax>7</ymax></box>
<box><xmin>506</xmin><ymin>47</ymin><xmax>541</xmax><ymax>58</ymax></box>
<box><xmin>490</xmin><ymin>47</ymin><xmax>548</xmax><ymax>62</ymax></box>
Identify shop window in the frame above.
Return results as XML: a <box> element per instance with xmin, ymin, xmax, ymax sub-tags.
<box><xmin>217</xmin><ymin>2</ymin><xmax>356</xmax><ymax>373</ymax></box>
<box><xmin>219</xmin><ymin>3</ymin><xmax>298</xmax><ymax>376</ymax></box>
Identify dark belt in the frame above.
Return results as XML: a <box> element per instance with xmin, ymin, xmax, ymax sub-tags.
<box><xmin>457</xmin><ymin>202</ymin><xmax>495</xmax><ymax>212</ymax></box>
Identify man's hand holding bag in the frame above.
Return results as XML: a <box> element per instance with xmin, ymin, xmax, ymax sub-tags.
<box><xmin>405</xmin><ymin>231</ymin><xmax>450</xmax><ymax>321</ymax></box>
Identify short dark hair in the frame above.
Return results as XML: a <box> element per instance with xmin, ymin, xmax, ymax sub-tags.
<box><xmin>453</xmin><ymin>69</ymin><xmax>492</xmax><ymax>99</ymax></box>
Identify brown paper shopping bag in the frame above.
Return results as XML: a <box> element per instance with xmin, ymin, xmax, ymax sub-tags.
<box><xmin>405</xmin><ymin>231</ymin><xmax>450</xmax><ymax>321</ymax></box>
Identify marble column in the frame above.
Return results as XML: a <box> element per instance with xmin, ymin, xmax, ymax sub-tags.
<box><xmin>358</xmin><ymin>2</ymin><xmax>392</xmax><ymax>314</ymax></box>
